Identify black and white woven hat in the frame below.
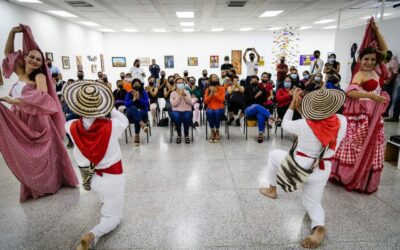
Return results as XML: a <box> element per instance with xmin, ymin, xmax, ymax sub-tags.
<box><xmin>63</xmin><ymin>80</ymin><xmax>114</xmax><ymax>118</ymax></box>
<box><xmin>301</xmin><ymin>88</ymin><xmax>345</xmax><ymax>120</ymax></box>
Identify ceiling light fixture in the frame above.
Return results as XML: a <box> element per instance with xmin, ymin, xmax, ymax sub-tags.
<box><xmin>176</xmin><ymin>12</ymin><xmax>194</xmax><ymax>18</ymax></box>
<box><xmin>80</xmin><ymin>21</ymin><xmax>100</xmax><ymax>26</ymax></box>
<box><xmin>211</xmin><ymin>28</ymin><xmax>224</xmax><ymax>32</ymax></box>
<box><xmin>239</xmin><ymin>27</ymin><xmax>253</xmax><ymax>31</ymax></box>
<box><xmin>99</xmin><ymin>29</ymin><xmax>116</xmax><ymax>32</ymax></box>
<box><xmin>47</xmin><ymin>10</ymin><xmax>77</xmax><ymax>17</ymax></box>
<box><xmin>259</xmin><ymin>10</ymin><xmax>283</xmax><ymax>17</ymax></box>
<box><xmin>180</xmin><ymin>22</ymin><xmax>194</xmax><ymax>27</ymax></box>
<box><xmin>153</xmin><ymin>29</ymin><xmax>166</xmax><ymax>32</ymax></box>
<box><xmin>17</xmin><ymin>0</ymin><xmax>42</xmax><ymax>3</ymax></box>
<box><xmin>123</xmin><ymin>29</ymin><xmax>138</xmax><ymax>32</ymax></box>
<box><xmin>321</xmin><ymin>25</ymin><xmax>337</xmax><ymax>29</ymax></box>
<box><xmin>314</xmin><ymin>19</ymin><xmax>335</xmax><ymax>24</ymax></box>
<box><xmin>298</xmin><ymin>26</ymin><xmax>312</xmax><ymax>30</ymax></box>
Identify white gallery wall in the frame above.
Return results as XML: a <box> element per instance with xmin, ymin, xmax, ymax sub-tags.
<box><xmin>334</xmin><ymin>17</ymin><xmax>400</xmax><ymax>88</ymax></box>
<box><xmin>0</xmin><ymin>0</ymin><xmax>103</xmax><ymax>97</ymax></box>
<box><xmin>103</xmin><ymin>30</ymin><xmax>336</xmax><ymax>85</ymax></box>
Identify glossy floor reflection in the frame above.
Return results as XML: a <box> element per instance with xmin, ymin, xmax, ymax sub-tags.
<box><xmin>0</xmin><ymin>122</ymin><xmax>400</xmax><ymax>250</ymax></box>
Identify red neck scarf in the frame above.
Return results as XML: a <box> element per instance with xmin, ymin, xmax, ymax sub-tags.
<box><xmin>306</xmin><ymin>115</ymin><xmax>340</xmax><ymax>150</ymax></box>
<box><xmin>70</xmin><ymin>119</ymin><xmax>112</xmax><ymax>165</ymax></box>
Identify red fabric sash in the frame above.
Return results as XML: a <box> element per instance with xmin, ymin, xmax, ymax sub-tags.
<box><xmin>306</xmin><ymin>115</ymin><xmax>340</xmax><ymax>150</ymax></box>
<box><xmin>95</xmin><ymin>160</ymin><xmax>123</xmax><ymax>176</ymax></box>
<box><xmin>70</xmin><ymin>119</ymin><xmax>112</xmax><ymax>165</ymax></box>
<box><xmin>296</xmin><ymin>151</ymin><xmax>332</xmax><ymax>170</ymax></box>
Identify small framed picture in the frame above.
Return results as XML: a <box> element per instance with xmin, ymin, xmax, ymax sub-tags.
<box><xmin>91</xmin><ymin>64</ymin><xmax>97</xmax><ymax>73</ymax></box>
<box><xmin>100</xmin><ymin>54</ymin><xmax>105</xmax><ymax>72</ymax></box>
<box><xmin>112</xmin><ymin>57</ymin><xmax>126</xmax><ymax>67</ymax></box>
<box><xmin>164</xmin><ymin>55</ymin><xmax>174</xmax><ymax>69</ymax></box>
<box><xmin>210</xmin><ymin>55</ymin><xmax>219</xmax><ymax>68</ymax></box>
<box><xmin>61</xmin><ymin>56</ymin><xmax>70</xmax><ymax>69</ymax></box>
<box><xmin>76</xmin><ymin>56</ymin><xmax>83</xmax><ymax>71</ymax></box>
<box><xmin>138</xmin><ymin>57</ymin><xmax>151</xmax><ymax>66</ymax></box>
<box><xmin>187</xmin><ymin>57</ymin><xmax>198</xmax><ymax>66</ymax></box>
<box><xmin>45</xmin><ymin>52</ymin><xmax>53</xmax><ymax>61</ymax></box>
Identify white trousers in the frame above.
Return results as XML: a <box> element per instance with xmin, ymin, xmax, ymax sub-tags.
<box><xmin>90</xmin><ymin>173</ymin><xmax>125</xmax><ymax>246</ymax></box>
<box><xmin>265</xmin><ymin>149</ymin><xmax>331</xmax><ymax>229</ymax></box>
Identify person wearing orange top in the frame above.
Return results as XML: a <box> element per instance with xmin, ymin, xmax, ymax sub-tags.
<box><xmin>122</xmin><ymin>73</ymin><xmax>133</xmax><ymax>92</ymax></box>
<box><xmin>204</xmin><ymin>74</ymin><xmax>225</xmax><ymax>143</ymax></box>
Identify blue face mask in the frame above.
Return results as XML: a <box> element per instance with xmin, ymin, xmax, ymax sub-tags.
<box><xmin>177</xmin><ymin>83</ymin><xmax>185</xmax><ymax>90</ymax></box>
<box><xmin>315</xmin><ymin>77</ymin><xmax>321</xmax><ymax>82</ymax></box>
<box><xmin>284</xmin><ymin>82</ymin><xmax>291</xmax><ymax>89</ymax></box>
<box><xmin>303</xmin><ymin>74</ymin><xmax>310</xmax><ymax>80</ymax></box>
<box><xmin>290</xmin><ymin>73</ymin><xmax>298</xmax><ymax>79</ymax></box>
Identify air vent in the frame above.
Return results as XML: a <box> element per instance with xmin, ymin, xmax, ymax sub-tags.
<box><xmin>227</xmin><ymin>1</ymin><xmax>247</xmax><ymax>7</ymax></box>
<box><xmin>65</xmin><ymin>1</ymin><xmax>93</xmax><ymax>8</ymax></box>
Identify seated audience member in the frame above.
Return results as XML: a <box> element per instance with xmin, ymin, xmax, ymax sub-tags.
<box><xmin>101</xmin><ymin>73</ymin><xmax>112</xmax><ymax>89</ymax></box>
<box><xmin>227</xmin><ymin>77</ymin><xmax>245</xmax><ymax>126</ymax></box>
<box><xmin>304</xmin><ymin>72</ymin><xmax>323</xmax><ymax>93</ymax></box>
<box><xmin>120</xmin><ymin>71</ymin><xmax>126</xmax><ymax>81</ymax></box>
<box><xmin>157</xmin><ymin>71</ymin><xmax>167</xmax><ymax>98</ymax></box>
<box><xmin>220</xmin><ymin>70</ymin><xmax>228</xmax><ymax>84</ymax></box>
<box><xmin>204</xmin><ymin>74</ymin><xmax>225</xmax><ymax>143</ymax></box>
<box><xmin>267</xmin><ymin>72</ymin><xmax>275</xmax><ymax>89</ymax></box>
<box><xmin>259</xmin><ymin>72</ymin><xmax>274</xmax><ymax>115</ymax></box>
<box><xmin>275</xmin><ymin>76</ymin><xmax>293</xmax><ymax>125</ymax></box>
<box><xmin>300</xmin><ymin>70</ymin><xmax>311</xmax><ymax>89</ymax></box>
<box><xmin>324</xmin><ymin>54</ymin><xmax>341</xmax><ymax>90</ymax></box>
<box><xmin>113</xmin><ymin>80</ymin><xmax>128</xmax><ymax>112</ymax></box>
<box><xmin>164</xmin><ymin>76</ymin><xmax>176</xmax><ymax>119</ymax></box>
<box><xmin>170</xmin><ymin>77</ymin><xmax>193</xmax><ymax>144</ymax></box>
<box><xmin>198</xmin><ymin>69</ymin><xmax>209</xmax><ymax>94</ymax></box>
<box><xmin>145</xmin><ymin>76</ymin><xmax>159</xmax><ymax>126</ymax></box>
<box><xmin>244</xmin><ymin>75</ymin><xmax>271</xmax><ymax>143</ymax></box>
<box><xmin>223</xmin><ymin>77</ymin><xmax>232</xmax><ymax>91</ymax></box>
<box><xmin>124</xmin><ymin>79</ymin><xmax>150</xmax><ymax>146</ymax></box>
<box><xmin>123</xmin><ymin>73</ymin><xmax>133</xmax><ymax>92</ymax></box>
<box><xmin>188</xmin><ymin>76</ymin><xmax>202</xmax><ymax>127</ymax></box>
<box><xmin>289</xmin><ymin>66</ymin><xmax>301</xmax><ymax>88</ymax></box>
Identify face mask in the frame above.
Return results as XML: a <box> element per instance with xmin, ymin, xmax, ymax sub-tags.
<box><xmin>134</xmin><ymin>85</ymin><xmax>141</xmax><ymax>91</ymax></box>
<box><xmin>189</xmin><ymin>80</ymin><xmax>195</xmax><ymax>85</ymax></box>
<box><xmin>225</xmin><ymin>60</ymin><xmax>229</xmax><ymax>63</ymax></box>
<box><xmin>251</xmin><ymin>82</ymin><xmax>258</xmax><ymax>86</ymax></box>
<box><xmin>149</xmin><ymin>82</ymin><xmax>154</xmax><ymax>86</ymax></box>
<box><xmin>161</xmin><ymin>74</ymin><xmax>165</xmax><ymax>78</ymax></box>
<box><xmin>168</xmin><ymin>80</ymin><xmax>174</xmax><ymax>84</ymax></box>
<box><xmin>118</xmin><ymin>84</ymin><xmax>123</xmax><ymax>88</ymax></box>
<box><xmin>177</xmin><ymin>83</ymin><xmax>185</xmax><ymax>89</ymax></box>
<box><xmin>47</xmin><ymin>63</ymin><xmax>52</xmax><ymax>67</ymax></box>
<box><xmin>135</xmin><ymin>64</ymin><xmax>140</xmax><ymax>67</ymax></box>
<box><xmin>290</xmin><ymin>74</ymin><xmax>298</xmax><ymax>79</ymax></box>
<box><xmin>329</xmin><ymin>58</ymin><xmax>335</xmax><ymax>63</ymax></box>
<box><xmin>203</xmin><ymin>73</ymin><xmax>207</xmax><ymax>77</ymax></box>
<box><xmin>77</xmin><ymin>75</ymin><xmax>84</xmax><ymax>80</ymax></box>
<box><xmin>314</xmin><ymin>54</ymin><xmax>319</xmax><ymax>59</ymax></box>
<box><xmin>284</xmin><ymin>82</ymin><xmax>291</xmax><ymax>89</ymax></box>
<box><xmin>303</xmin><ymin>74</ymin><xmax>310</xmax><ymax>80</ymax></box>
<box><xmin>250</xmin><ymin>56</ymin><xmax>255</xmax><ymax>61</ymax></box>
<box><xmin>261</xmin><ymin>79</ymin><xmax>268</xmax><ymax>83</ymax></box>
<box><xmin>120</xmin><ymin>75</ymin><xmax>125</xmax><ymax>80</ymax></box>
<box><xmin>315</xmin><ymin>77</ymin><xmax>321</xmax><ymax>82</ymax></box>
<box><xmin>126</xmin><ymin>77</ymin><xmax>133</xmax><ymax>82</ymax></box>
<box><xmin>103</xmin><ymin>78</ymin><xmax>108</xmax><ymax>82</ymax></box>
<box><xmin>280</xmin><ymin>60</ymin><xmax>285</xmax><ymax>63</ymax></box>
<box><xmin>210</xmin><ymin>81</ymin><xmax>219</xmax><ymax>86</ymax></box>
<box><xmin>184</xmin><ymin>73</ymin><xmax>188</xmax><ymax>77</ymax></box>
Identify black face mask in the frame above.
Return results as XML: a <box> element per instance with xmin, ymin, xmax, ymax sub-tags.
<box><xmin>314</xmin><ymin>54</ymin><xmax>319</xmax><ymax>59</ymax></box>
<box><xmin>202</xmin><ymin>73</ymin><xmax>207</xmax><ymax>77</ymax></box>
<box><xmin>149</xmin><ymin>82</ymin><xmax>154</xmax><ymax>86</ymax></box>
<box><xmin>134</xmin><ymin>86</ymin><xmax>141</xmax><ymax>91</ymax></box>
<box><xmin>103</xmin><ymin>78</ymin><xmax>108</xmax><ymax>83</ymax></box>
<box><xmin>280</xmin><ymin>60</ymin><xmax>285</xmax><ymax>63</ymax></box>
<box><xmin>227</xmin><ymin>73</ymin><xmax>233</xmax><ymax>78</ymax></box>
<box><xmin>77</xmin><ymin>75</ymin><xmax>84</xmax><ymax>80</ymax></box>
<box><xmin>184</xmin><ymin>73</ymin><xmax>188</xmax><ymax>77</ymax></box>
<box><xmin>210</xmin><ymin>81</ymin><xmax>219</xmax><ymax>86</ymax></box>
<box><xmin>118</xmin><ymin>84</ymin><xmax>123</xmax><ymax>88</ymax></box>
<box><xmin>250</xmin><ymin>56</ymin><xmax>255</xmax><ymax>61</ymax></box>
<box><xmin>47</xmin><ymin>63</ymin><xmax>52</xmax><ymax>67</ymax></box>
<box><xmin>251</xmin><ymin>82</ymin><xmax>258</xmax><ymax>87</ymax></box>
<box><xmin>261</xmin><ymin>79</ymin><xmax>268</xmax><ymax>83</ymax></box>
<box><xmin>168</xmin><ymin>80</ymin><xmax>174</xmax><ymax>84</ymax></box>
<box><xmin>120</xmin><ymin>75</ymin><xmax>125</xmax><ymax>80</ymax></box>
<box><xmin>161</xmin><ymin>74</ymin><xmax>165</xmax><ymax>78</ymax></box>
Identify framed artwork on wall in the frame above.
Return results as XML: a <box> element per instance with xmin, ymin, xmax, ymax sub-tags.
<box><xmin>61</xmin><ymin>56</ymin><xmax>70</xmax><ymax>69</ymax></box>
<box><xmin>76</xmin><ymin>56</ymin><xmax>83</xmax><ymax>71</ymax></box>
<box><xmin>299</xmin><ymin>55</ymin><xmax>315</xmax><ymax>66</ymax></box>
<box><xmin>259</xmin><ymin>56</ymin><xmax>265</xmax><ymax>66</ymax></box>
<box><xmin>164</xmin><ymin>55</ymin><xmax>174</xmax><ymax>68</ymax></box>
<box><xmin>45</xmin><ymin>52</ymin><xmax>53</xmax><ymax>61</ymax></box>
<box><xmin>187</xmin><ymin>57</ymin><xmax>198</xmax><ymax>66</ymax></box>
<box><xmin>100</xmin><ymin>54</ymin><xmax>105</xmax><ymax>72</ymax></box>
<box><xmin>138</xmin><ymin>57</ymin><xmax>151</xmax><ymax>66</ymax></box>
<box><xmin>231</xmin><ymin>50</ymin><xmax>242</xmax><ymax>74</ymax></box>
<box><xmin>112</xmin><ymin>57</ymin><xmax>126</xmax><ymax>67</ymax></box>
<box><xmin>87</xmin><ymin>55</ymin><xmax>97</xmax><ymax>62</ymax></box>
<box><xmin>91</xmin><ymin>64</ymin><xmax>97</xmax><ymax>73</ymax></box>
<box><xmin>210</xmin><ymin>55</ymin><xmax>219</xmax><ymax>68</ymax></box>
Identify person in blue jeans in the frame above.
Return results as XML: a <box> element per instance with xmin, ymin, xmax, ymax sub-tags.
<box><xmin>170</xmin><ymin>77</ymin><xmax>193</xmax><ymax>143</ymax></box>
<box><xmin>124</xmin><ymin>78</ymin><xmax>149</xmax><ymax>146</ymax></box>
<box><xmin>244</xmin><ymin>75</ymin><xmax>271</xmax><ymax>143</ymax></box>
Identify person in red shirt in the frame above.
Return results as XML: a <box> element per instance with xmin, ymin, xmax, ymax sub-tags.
<box><xmin>276</xmin><ymin>76</ymin><xmax>293</xmax><ymax>125</ymax></box>
<box><xmin>276</xmin><ymin>56</ymin><xmax>288</xmax><ymax>87</ymax></box>
<box><xmin>259</xmin><ymin>72</ymin><xmax>274</xmax><ymax>114</ymax></box>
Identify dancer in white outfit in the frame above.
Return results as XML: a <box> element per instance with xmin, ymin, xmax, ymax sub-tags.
<box><xmin>260</xmin><ymin>88</ymin><xmax>347</xmax><ymax>249</ymax></box>
<box><xmin>63</xmin><ymin>80</ymin><xmax>129</xmax><ymax>250</ymax></box>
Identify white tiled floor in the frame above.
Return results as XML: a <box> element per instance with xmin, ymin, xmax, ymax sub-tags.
<box><xmin>0</xmin><ymin>122</ymin><xmax>399</xmax><ymax>250</ymax></box>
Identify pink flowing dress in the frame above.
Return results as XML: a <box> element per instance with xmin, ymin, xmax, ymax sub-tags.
<box><xmin>0</xmin><ymin>24</ymin><xmax>78</xmax><ymax>202</ymax></box>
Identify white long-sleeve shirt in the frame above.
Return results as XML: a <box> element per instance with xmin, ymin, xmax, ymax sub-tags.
<box><xmin>310</xmin><ymin>59</ymin><xmax>324</xmax><ymax>75</ymax></box>
<box><xmin>282</xmin><ymin>109</ymin><xmax>347</xmax><ymax>159</ymax></box>
<box><xmin>65</xmin><ymin>109</ymin><xmax>129</xmax><ymax>169</ymax></box>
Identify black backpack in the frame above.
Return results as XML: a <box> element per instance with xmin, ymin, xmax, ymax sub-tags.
<box><xmin>157</xmin><ymin>111</ymin><xmax>169</xmax><ymax>127</ymax></box>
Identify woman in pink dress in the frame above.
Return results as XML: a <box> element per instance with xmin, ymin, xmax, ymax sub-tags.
<box><xmin>330</xmin><ymin>19</ymin><xmax>389</xmax><ymax>194</ymax></box>
<box><xmin>0</xmin><ymin>25</ymin><xmax>78</xmax><ymax>202</ymax></box>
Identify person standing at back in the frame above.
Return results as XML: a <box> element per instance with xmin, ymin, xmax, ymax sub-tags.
<box><xmin>149</xmin><ymin>59</ymin><xmax>160</xmax><ymax>80</ymax></box>
<box><xmin>129</xmin><ymin>59</ymin><xmax>146</xmax><ymax>82</ymax></box>
<box><xmin>243</xmin><ymin>48</ymin><xmax>260</xmax><ymax>86</ymax></box>
<box><xmin>310</xmin><ymin>50</ymin><xmax>324</xmax><ymax>75</ymax></box>
<box><xmin>221</xmin><ymin>56</ymin><xmax>233</xmax><ymax>71</ymax></box>
<box><xmin>276</xmin><ymin>56</ymin><xmax>288</xmax><ymax>88</ymax></box>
